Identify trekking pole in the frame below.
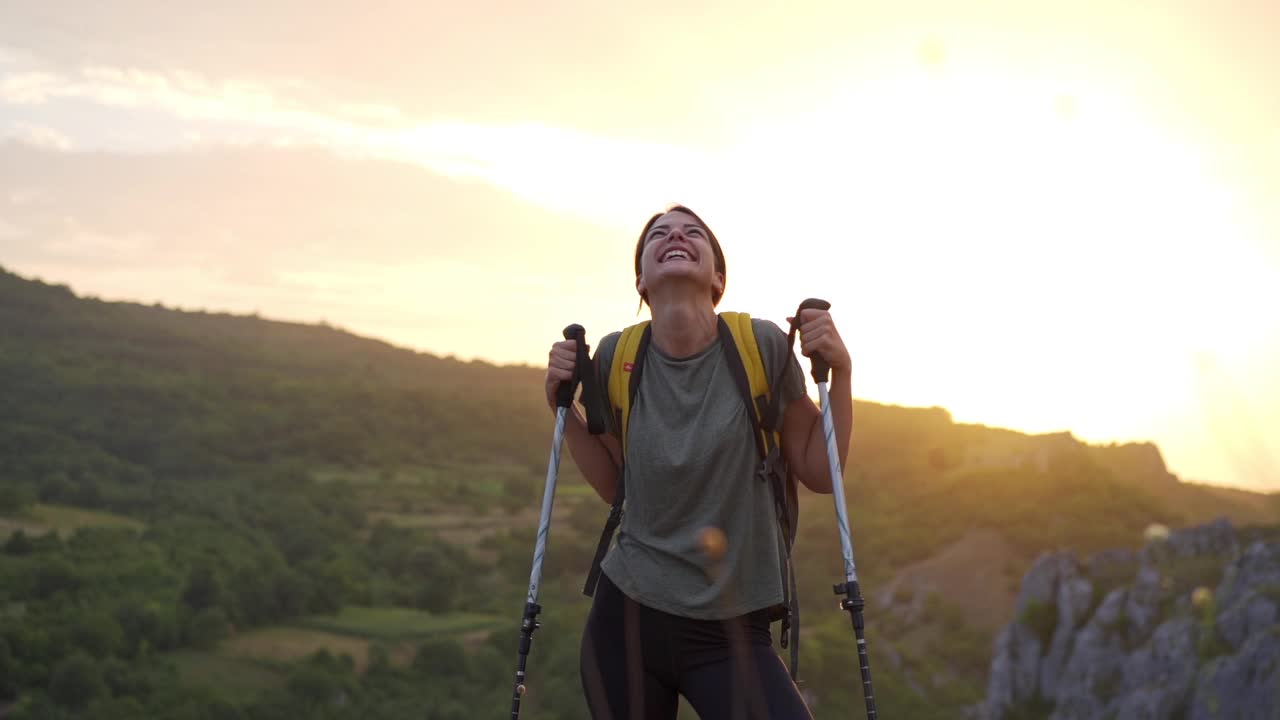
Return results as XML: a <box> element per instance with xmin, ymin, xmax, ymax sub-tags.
<box><xmin>794</xmin><ymin>298</ymin><xmax>877</xmax><ymax>719</ymax></box>
<box><xmin>510</xmin><ymin>324</ymin><xmax>594</xmax><ymax>720</ymax></box>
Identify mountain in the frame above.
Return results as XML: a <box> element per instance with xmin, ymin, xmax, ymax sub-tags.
<box><xmin>982</xmin><ymin>518</ymin><xmax>1280</xmax><ymax>719</ymax></box>
<box><xmin>2</xmin><ymin>262</ymin><xmax>1278</xmax><ymax>718</ymax></box>
<box><xmin>0</xmin><ymin>263</ymin><xmax>551</xmax><ymax>487</ymax></box>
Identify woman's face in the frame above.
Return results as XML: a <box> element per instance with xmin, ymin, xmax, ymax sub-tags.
<box><xmin>636</xmin><ymin>210</ymin><xmax>724</xmax><ymax>304</ymax></box>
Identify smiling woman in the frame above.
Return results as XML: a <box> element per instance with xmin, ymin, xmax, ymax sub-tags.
<box><xmin>633</xmin><ymin>205</ymin><xmax>728</xmax><ymax>309</ymax></box>
<box><xmin>540</xmin><ymin>204</ymin><xmax>859</xmax><ymax>719</ymax></box>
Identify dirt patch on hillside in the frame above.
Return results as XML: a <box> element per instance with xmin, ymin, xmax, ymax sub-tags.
<box><xmin>878</xmin><ymin>527</ymin><xmax>1024</xmax><ymax>632</ymax></box>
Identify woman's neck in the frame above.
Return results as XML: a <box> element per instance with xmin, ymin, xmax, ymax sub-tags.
<box><xmin>647</xmin><ymin>296</ymin><xmax>718</xmax><ymax>359</ymax></box>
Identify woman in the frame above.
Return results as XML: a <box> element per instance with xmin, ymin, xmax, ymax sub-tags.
<box><xmin>544</xmin><ymin>205</ymin><xmax>853</xmax><ymax>719</ymax></box>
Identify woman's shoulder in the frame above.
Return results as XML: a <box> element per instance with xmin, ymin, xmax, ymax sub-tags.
<box><xmin>747</xmin><ymin>315</ymin><xmax>787</xmax><ymax>343</ymax></box>
<box><xmin>744</xmin><ymin>315</ymin><xmax>802</xmax><ymax>385</ymax></box>
<box><xmin>594</xmin><ymin>327</ymin><xmax>626</xmax><ymax>359</ymax></box>
<box><xmin>746</xmin><ymin>316</ymin><xmax>790</xmax><ymax>362</ymax></box>
<box><xmin>590</xmin><ymin>326</ymin><xmax>635</xmax><ymax>381</ymax></box>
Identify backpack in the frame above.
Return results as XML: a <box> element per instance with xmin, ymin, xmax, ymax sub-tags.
<box><xmin>581</xmin><ymin>310</ymin><xmax>804</xmax><ymax>679</ymax></box>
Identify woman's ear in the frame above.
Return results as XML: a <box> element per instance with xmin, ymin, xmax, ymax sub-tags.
<box><xmin>636</xmin><ymin>274</ymin><xmax>647</xmax><ymax>298</ymax></box>
<box><xmin>712</xmin><ymin>272</ymin><xmax>724</xmax><ymax>297</ymax></box>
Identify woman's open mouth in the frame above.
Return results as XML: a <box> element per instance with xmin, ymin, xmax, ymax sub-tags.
<box><xmin>660</xmin><ymin>247</ymin><xmax>696</xmax><ymax>263</ymax></box>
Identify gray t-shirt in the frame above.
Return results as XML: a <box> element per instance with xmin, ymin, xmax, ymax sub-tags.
<box><xmin>590</xmin><ymin>316</ymin><xmax>806</xmax><ymax>620</ymax></box>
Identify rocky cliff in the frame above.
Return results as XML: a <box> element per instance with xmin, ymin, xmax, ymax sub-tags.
<box><xmin>982</xmin><ymin>518</ymin><xmax>1280</xmax><ymax>720</ymax></box>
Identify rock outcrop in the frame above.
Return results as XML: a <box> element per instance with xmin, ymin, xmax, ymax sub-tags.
<box><xmin>982</xmin><ymin>518</ymin><xmax>1280</xmax><ymax>720</ymax></box>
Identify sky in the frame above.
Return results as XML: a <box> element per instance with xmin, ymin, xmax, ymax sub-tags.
<box><xmin>1</xmin><ymin>1</ymin><xmax>1277</xmax><ymax>490</ymax></box>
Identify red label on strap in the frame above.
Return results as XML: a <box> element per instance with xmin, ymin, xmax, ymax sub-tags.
<box><xmin>623</xmin><ymin>362</ymin><xmax>634</xmax><ymax>372</ymax></box>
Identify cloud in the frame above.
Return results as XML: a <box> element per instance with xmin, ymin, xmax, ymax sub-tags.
<box><xmin>0</xmin><ymin>44</ymin><xmax>38</xmax><ymax>68</ymax></box>
<box><xmin>2</xmin><ymin>64</ymin><xmax>329</xmax><ymax>129</ymax></box>
<box><xmin>0</xmin><ymin>57</ymin><xmax>707</xmax><ymax>228</ymax></box>
<box><xmin>335</xmin><ymin>102</ymin><xmax>407</xmax><ymax>126</ymax></box>
<box><xmin>5</xmin><ymin>122</ymin><xmax>72</xmax><ymax>150</ymax></box>
<box><xmin>0</xmin><ymin>71</ymin><xmax>62</xmax><ymax>104</ymax></box>
<box><xmin>0</xmin><ymin>143</ymin><xmax>640</xmax><ymax>353</ymax></box>
<box><xmin>0</xmin><ymin>5</ymin><xmax>803</xmax><ymax>136</ymax></box>
<box><xmin>0</xmin><ymin>217</ymin><xmax>25</xmax><ymax>239</ymax></box>
<box><xmin>0</xmin><ymin>142</ymin><xmax>627</xmax><ymax>264</ymax></box>
<box><xmin>41</xmin><ymin>222</ymin><xmax>149</xmax><ymax>258</ymax></box>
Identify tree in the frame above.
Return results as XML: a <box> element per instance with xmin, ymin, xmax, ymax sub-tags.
<box><xmin>85</xmin><ymin>697</ymin><xmax>148</xmax><ymax>720</ymax></box>
<box><xmin>286</xmin><ymin>655</ymin><xmax>355</xmax><ymax>712</ymax></box>
<box><xmin>116</xmin><ymin>602</ymin><xmax>179</xmax><ymax>657</ymax></box>
<box><xmin>181</xmin><ymin>563</ymin><xmax>221</xmax><ymax>612</ymax></box>
<box><xmin>273</xmin><ymin>569</ymin><xmax>309</xmax><ymax>617</ymax></box>
<box><xmin>411</xmin><ymin>637</ymin><xmax>469</xmax><ymax>680</ymax></box>
<box><xmin>365</xmin><ymin>642</ymin><xmax>393</xmax><ymax>679</ymax></box>
<box><xmin>4</xmin><ymin>529</ymin><xmax>32</xmax><ymax>555</ymax></box>
<box><xmin>34</xmin><ymin>557</ymin><xmax>82</xmax><ymax>600</ymax></box>
<box><xmin>100</xmin><ymin>656</ymin><xmax>154</xmax><ymax>700</ymax></box>
<box><xmin>0</xmin><ymin>483</ymin><xmax>32</xmax><ymax>513</ymax></box>
<box><xmin>71</xmin><ymin>480</ymin><xmax>102</xmax><ymax>508</ymax></box>
<box><xmin>0</xmin><ymin>637</ymin><xmax>16</xmax><ymax>700</ymax></box>
<box><xmin>8</xmin><ymin>694</ymin><xmax>71</xmax><ymax>720</ymax></box>
<box><xmin>306</xmin><ymin>569</ymin><xmax>344</xmax><ymax>614</ymax></box>
<box><xmin>71</xmin><ymin>610</ymin><xmax>124</xmax><ymax>659</ymax></box>
<box><xmin>186</xmin><ymin>607</ymin><xmax>230</xmax><ymax>651</ymax></box>
<box><xmin>48</xmin><ymin>651</ymin><xmax>107</xmax><ymax>710</ymax></box>
<box><xmin>406</xmin><ymin>545</ymin><xmax>460</xmax><ymax>613</ymax></box>
<box><xmin>413</xmin><ymin>579</ymin><xmax>457</xmax><ymax>613</ymax></box>
<box><xmin>231</xmin><ymin>565</ymin><xmax>277</xmax><ymax>626</ymax></box>
<box><xmin>37</xmin><ymin>472</ymin><xmax>74</xmax><ymax>504</ymax></box>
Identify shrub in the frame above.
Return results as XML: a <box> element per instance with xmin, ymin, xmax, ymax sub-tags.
<box><xmin>1020</xmin><ymin>600</ymin><xmax>1058</xmax><ymax>651</ymax></box>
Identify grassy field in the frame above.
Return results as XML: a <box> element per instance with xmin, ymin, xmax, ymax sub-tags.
<box><xmin>366</xmin><ymin>499</ymin><xmax>594</xmax><ymax>547</ymax></box>
<box><xmin>170</xmin><ymin>605</ymin><xmax>508</xmax><ymax>692</ymax></box>
<box><xmin>220</xmin><ymin>627</ymin><xmax>376</xmax><ymax>671</ymax></box>
<box><xmin>169</xmin><ymin>650</ymin><xmax>286</xmax><ymax>695</ymax></box>
<box><xmin>294</xmin><ymin>606</ymin><xmax>505</xmax><ymax>640</ymax></box>
<box><xmin>0</xmin><ymin>503</ymin><xmax>145</xmax><ymax>537</ymax></box>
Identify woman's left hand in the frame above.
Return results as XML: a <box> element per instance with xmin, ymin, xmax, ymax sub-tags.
<box><xmin>788</xmin><ymin>308</ymin><xmax>852</xmax><ymax>375</ymax></box>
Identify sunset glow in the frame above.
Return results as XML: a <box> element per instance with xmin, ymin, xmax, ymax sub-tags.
<box><xmin>2</xmin><ymin>2</ymin><xmax>1276</xmax><ymax>490</ymax></box>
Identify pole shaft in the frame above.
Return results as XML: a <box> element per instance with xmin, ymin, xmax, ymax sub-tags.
<box><xmin>511</xmin><ymin>406</ymin><xmax>568</xmax><ymax>719</ymax></box>
<box><xmin>819</xmin><ymin>379</ymin><xmax>879</xmax><ymax>719</ymax></box>
<box><xmin>818</xmin><ymin>382</ymin><xmax>857</xmax><ymax>583</ymax></box>
<box><xmin>527</xmin><ymin>406</ymin><xmax>566</xmax><ymax>604</ymax></box>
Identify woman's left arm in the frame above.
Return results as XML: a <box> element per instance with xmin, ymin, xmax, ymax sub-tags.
<box><xmin>780</xmin><ymin>308</ymin><xmax>853</xmax><ymax>494</ymax></box>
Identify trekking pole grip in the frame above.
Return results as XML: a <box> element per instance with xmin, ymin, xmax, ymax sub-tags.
<box><xmin>556</xmin><ymin>324</ymin><xmax>586</xmax><ymax>408</ymax></box>
<box><xmin>796</xmin><ymin>298</ymin><xmax>832</xmax><ymax>384</ymax></box>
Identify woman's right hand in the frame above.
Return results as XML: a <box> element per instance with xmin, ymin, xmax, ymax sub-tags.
<box><xmin>545</xmin><ymin>338</ymin><xmax>579</xmax><ymax>410</ymax></box>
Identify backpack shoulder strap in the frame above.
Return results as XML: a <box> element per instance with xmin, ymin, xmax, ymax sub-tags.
<box><xmin>719</xmin><ymin>311</ymin><xmax>803</xmax><ymax>680</ymax></box>
<box><xmin>608</xmin><ymin>320</ymin><xmax>651</xmax><ymax>455</ymax></box>
<box><xmin>716</xmin><ymin>313</ymin><xmax>797</xmax><ymax>553</ymax></box>
<box><xmin>718</xmin><ymin>312</ymin><xmax>778</xmax><ymax>455</ymax></box>
<box><xmin>584</xmin><ymin>320</ymin><xmax>649</xmax><ymax>597</ymax></box>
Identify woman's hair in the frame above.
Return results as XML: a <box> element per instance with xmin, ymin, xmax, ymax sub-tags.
<box><xmin>634</xmin><ymin>204</ymin><xmax>727</xmax><ymax>307</ymax></box>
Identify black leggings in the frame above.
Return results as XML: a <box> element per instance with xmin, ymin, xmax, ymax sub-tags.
<box><xmin>579</xmin><ymin>573</ymin><xmax>813</xmax><ymax>719</ymax></box>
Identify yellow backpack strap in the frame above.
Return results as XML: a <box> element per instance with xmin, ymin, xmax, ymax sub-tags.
<box><xmin>608</xmin><ymin>321</ymin><xmax>650</xmax><ymax>455</ymax></box>
<box><xmin>585</xmin><ymin>320</ymin><xmax>649</xmax><ymax>598</ymax></box>
<box><xmin>720</xmin><ymin>311</ymin><xmax>779</xmax><ymax>453</ymax></box>
<box><xmin>720</xmin><ymin>310</ymin><xmax>801</xmax><ymax>679</ymax></box>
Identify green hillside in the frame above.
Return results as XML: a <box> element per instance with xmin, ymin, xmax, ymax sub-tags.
<box><xmin>1</xmin><ymin>264</ymin><xmax>1276</xmax><ymax>719</ymax></box>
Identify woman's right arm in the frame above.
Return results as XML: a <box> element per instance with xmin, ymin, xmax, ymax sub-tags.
<box><xmin>546</xmin><ymin>338</ymin><xmax>622</xmax><ymax>504</ymax></box>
